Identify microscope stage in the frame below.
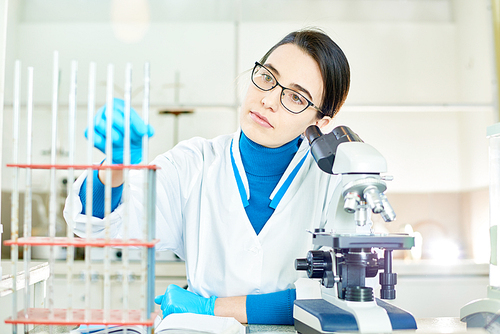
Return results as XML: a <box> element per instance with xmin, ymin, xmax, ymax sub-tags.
<box><xmin>312</xmin><ymin>233</ymin><xmax>415</xmax><ymax>250</ymax></box>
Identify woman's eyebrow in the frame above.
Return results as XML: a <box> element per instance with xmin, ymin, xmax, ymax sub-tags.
<box><xmin>264</xmin><ymin>63</ymin><xmax>280</xmax><ymax>77</ymax></box>
<box><xmin>289</xmin><ymin>83</ymin><xmax>313</xmax><ymax>101</ymax></box>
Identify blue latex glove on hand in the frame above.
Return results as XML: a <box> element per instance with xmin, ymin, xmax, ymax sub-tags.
<box><xmin>154</xmin><ymin>284</ymin><xmax>217</xmax><ymax>318</ymax></box>
<box><xmin>85</xmin><ymin>98</ymin><xmax>154</xmax><ymax>164</ymax></box>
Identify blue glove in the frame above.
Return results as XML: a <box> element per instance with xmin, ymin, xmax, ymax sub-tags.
<box><xmin>85</xmin><ymin>98</ymin><xmax>154</xmax><ymax>164</ymax></box>
<box><xmin>154</xmin><ymin>284</ymin><xmax>217</xmax><ymax>318</ymax></box>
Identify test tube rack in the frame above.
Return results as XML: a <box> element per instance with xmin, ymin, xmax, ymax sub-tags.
<box><xmin>2</xmin><ymin>52</ymin><xmax>160</xmax><ymax>334</ymax></box>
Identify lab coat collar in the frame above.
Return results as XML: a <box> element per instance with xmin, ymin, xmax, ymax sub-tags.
<box><xmin>230</xmin><ymin>129</ymin><xmax>311</xmax><ymax>210</ymax></box>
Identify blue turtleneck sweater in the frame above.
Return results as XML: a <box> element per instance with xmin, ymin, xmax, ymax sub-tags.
<box><xmin>239</xmin><ymin>132</ymin><xmax>301</xmax><ymax>235</ymax></box>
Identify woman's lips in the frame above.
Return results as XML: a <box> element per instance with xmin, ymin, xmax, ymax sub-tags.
<box><xmin>250</xmin><ymin>111</ymin><xmax>273</xmax><ymax>128</ymax></box>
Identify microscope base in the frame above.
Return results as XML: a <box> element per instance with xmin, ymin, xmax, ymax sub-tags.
<box><xmin>294</xmin><ymin>298</ymin><xmax>417</xmax><ymax>333</ymax></box>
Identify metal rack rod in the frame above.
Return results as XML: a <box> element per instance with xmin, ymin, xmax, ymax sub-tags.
<box><xmin>146</xmin><ymin>169</ymin><xmax>156</xmax><ymax>334</ymax></box>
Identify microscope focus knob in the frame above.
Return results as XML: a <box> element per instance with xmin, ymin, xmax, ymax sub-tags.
<box><xmin>379</xmin><ymin>249</ymin><xmax>397</xmax><ymax>300</ymax></box>
<box><xmin>295</xmin><ymin>251</ymin><xmax>332</xmax><ymax>279</ymax></box>
<box><xmin>307</xmin><ymin>251</ymin><xmax>328</xmax><ymax>278</ymax></box>
<box><xmin>295</xmin><ymin>258</ymin><xmax>309</xmax><ymax>271</ymax></box>
<box><xmin>380</xmin><ymin>272</ymin><xmax>397</xmax><ymax>300</ymax></box>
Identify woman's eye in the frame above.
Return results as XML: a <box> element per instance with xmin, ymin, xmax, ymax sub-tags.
<box><xmin>289</xmin><ymin>92</ymin><xmax>306</xmax><ymax>105</ymax></box>
<box><xmin>263</xmin><ymin>74</ymin><xmax>273</xmax><ymax>83</ymax></box>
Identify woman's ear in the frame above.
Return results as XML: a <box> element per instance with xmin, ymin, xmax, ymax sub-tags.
<box><xmin>315</xmin><ymin>116</ymin><xmax>332</xmax><ymax>130</ymax></box>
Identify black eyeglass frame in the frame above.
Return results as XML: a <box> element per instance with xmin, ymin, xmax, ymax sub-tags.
<box><xmin>251</xmin><ymin>62</ymin><xmax>324</xmax><ymax>115</ymax></box>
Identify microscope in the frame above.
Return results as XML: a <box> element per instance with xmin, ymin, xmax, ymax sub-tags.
<box><xmin>294</xmin><ymin>125</ymin><xmax>417</xmax><ymax>333</ymax></box>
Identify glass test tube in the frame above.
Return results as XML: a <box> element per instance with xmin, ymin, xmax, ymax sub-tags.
<box><xmin>23</xmin><ymin>67</ymin><xmax>34</xmax><ymax>334</ymax></box>
<box><xmin>122</xmin><ymin>63</ymin><xmax>132</xmax><ymax>328</ymax></box>
<box><xmin>103</xmin><ymin>64</ymin><xmax>114</xmax><ymax>324</ymax></box>
<box><xmin>48</xmin><ymin>51</ymin><xmax>59</xmax><ymax>326</ymax></box>
<box><xmin>11</xmin><ymin>60</ymin><xmax>21</xmax><ymax>334</ymax></box>
<box><xmin>85</xmin><ymin>62</ymin><xmax>96</xmax><ymax>321</ymax></box>
<box><xmin>66</xmin><ymin>60</ymin><xmax>78</xmax><ymax>321</ymax></box>
<box><xmin>141</xmin><ymin>62</ymin><xmax>150</xmax><ymax>322</ymax></box>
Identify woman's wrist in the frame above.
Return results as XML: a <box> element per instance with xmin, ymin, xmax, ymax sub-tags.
<box><xmin>214</xmin><ymin>296</ymin><xmax>247</xmax><ymax>324</ymax></box>
<box><xmin>98</xmin><ymin>162</ymin><xmax>124</xmax><ymax>187</ymax></box>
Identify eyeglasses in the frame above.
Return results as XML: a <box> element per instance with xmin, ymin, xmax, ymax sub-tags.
<box><xmin>251</xmin><ymin>62</ymin><xmax>323</xmax><ymax>115</ymax></box>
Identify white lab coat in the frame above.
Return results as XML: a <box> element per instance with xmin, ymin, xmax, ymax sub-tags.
<box><xmin>64</xmin><ymin>130</ymin><xmax>340</xmax><ymax>298</ymax></box>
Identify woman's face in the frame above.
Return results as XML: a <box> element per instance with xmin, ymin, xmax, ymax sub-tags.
<box><xmin>240</xmin><ymin>43</ymin><xmax>330</xmax><ymax>148</ymax></box>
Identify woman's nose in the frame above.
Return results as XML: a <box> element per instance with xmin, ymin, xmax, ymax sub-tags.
<box><xmin>261</xmin><ymin>87</ymin><xmax>281</xmax><ymax>112</ymax></box>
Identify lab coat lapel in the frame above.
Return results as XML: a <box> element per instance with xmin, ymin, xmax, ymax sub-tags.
<box><xmin>230</xmin><ymin>132</ymin><xmax>313</xmax><ymax>239</ymax></box>
<box><xmin>229</xmin><ymin>130</ymin><xmax>270</xmax><ymax>238</ymax></box>
<box><xmin>193</xmin><ymin>136</ymin><xmax>263</xmax><ymax>297</ymax></box>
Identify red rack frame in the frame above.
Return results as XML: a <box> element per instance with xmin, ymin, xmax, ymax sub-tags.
<box><xmin>5</xmin><ymin>308</ymin><xmax>160</xmax><ymax>326</ymax></box>
<box><xmin>6</xmin><ymin>163</ymin><xmax>159</xmax><ymax>170</ymax></box>
<box><xmin>5</xmin><ymin>162</ymin><xmax>160</xmax><ymax>330</ymax></box>
<box><xmin>4</xmin><ymin>237</ymin><xmax>159</xmax><ymax>248</ymax></box>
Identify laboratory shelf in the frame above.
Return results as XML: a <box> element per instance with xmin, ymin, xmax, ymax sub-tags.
<box><xmin>3</xmin><ymin>237</ymin><xmax>159</xmax><ymax>248</ymax></box>
<box><xmin>5</xmin><ymin>308</ymin><xmax>160</xmax><ymax>326</ymax></box>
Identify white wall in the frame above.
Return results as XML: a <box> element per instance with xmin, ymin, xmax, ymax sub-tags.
<box><xmin>1</xmin><ymin>0</ymin><xmax>497</xmax><ymax>194</ymax></box>
<box><xmin>12</xmin><ymin>22</ymin><xmax>236</xmax><ymax>106</ymax></box>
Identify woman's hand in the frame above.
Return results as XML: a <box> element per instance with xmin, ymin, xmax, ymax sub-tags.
<box><xmin>155</xmin><ymin>284</ymin><xmax>217</xmax><ymax>317</ymax></box>
<box><xmin>154</xmin><ymin>284</ymin><xmax>248</xmax><ymax>323</ymax></box>
<box><xmin>86</xmin><ymin>97</ymin><xmax>154</xmax><ymax>165</ymax></box>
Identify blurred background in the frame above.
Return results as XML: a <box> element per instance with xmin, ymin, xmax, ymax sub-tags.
<box><xmin>0</xmin><ymin>0</ymin><xmax>498</xmax><ymax>317</ymax></box>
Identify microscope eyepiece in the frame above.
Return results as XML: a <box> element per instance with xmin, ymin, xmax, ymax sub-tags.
<box><xmin>331</xmin><ymin>126</ymin><xmax>363</xmax><ymax>143</ymax></box>
<box><xmin>305</xmin><ymin>125</ymin><xmax>323</xmax><ymax>144</ymax></box>
<box><xmin>306</xmin><ymin>125</ymin><xmax>364</xmax><ymax>174</ymax></box>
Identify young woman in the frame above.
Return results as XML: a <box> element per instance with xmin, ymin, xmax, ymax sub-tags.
<box><xmin>64</xmin><ymin>28</ymin><xmax>350</xmax><ymax>325</ymax></box>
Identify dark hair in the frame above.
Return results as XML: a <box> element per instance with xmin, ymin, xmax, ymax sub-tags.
<box><xmin>259</xmin><ymin>29</ymin><xmax>350</xmax><ymax>119</ymax></box>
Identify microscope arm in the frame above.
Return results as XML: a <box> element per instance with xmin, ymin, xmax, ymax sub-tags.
<box><xmin>306</xmin><ymin>125</ymin><xmax>396</xmax><ymax>232</ymax></box>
